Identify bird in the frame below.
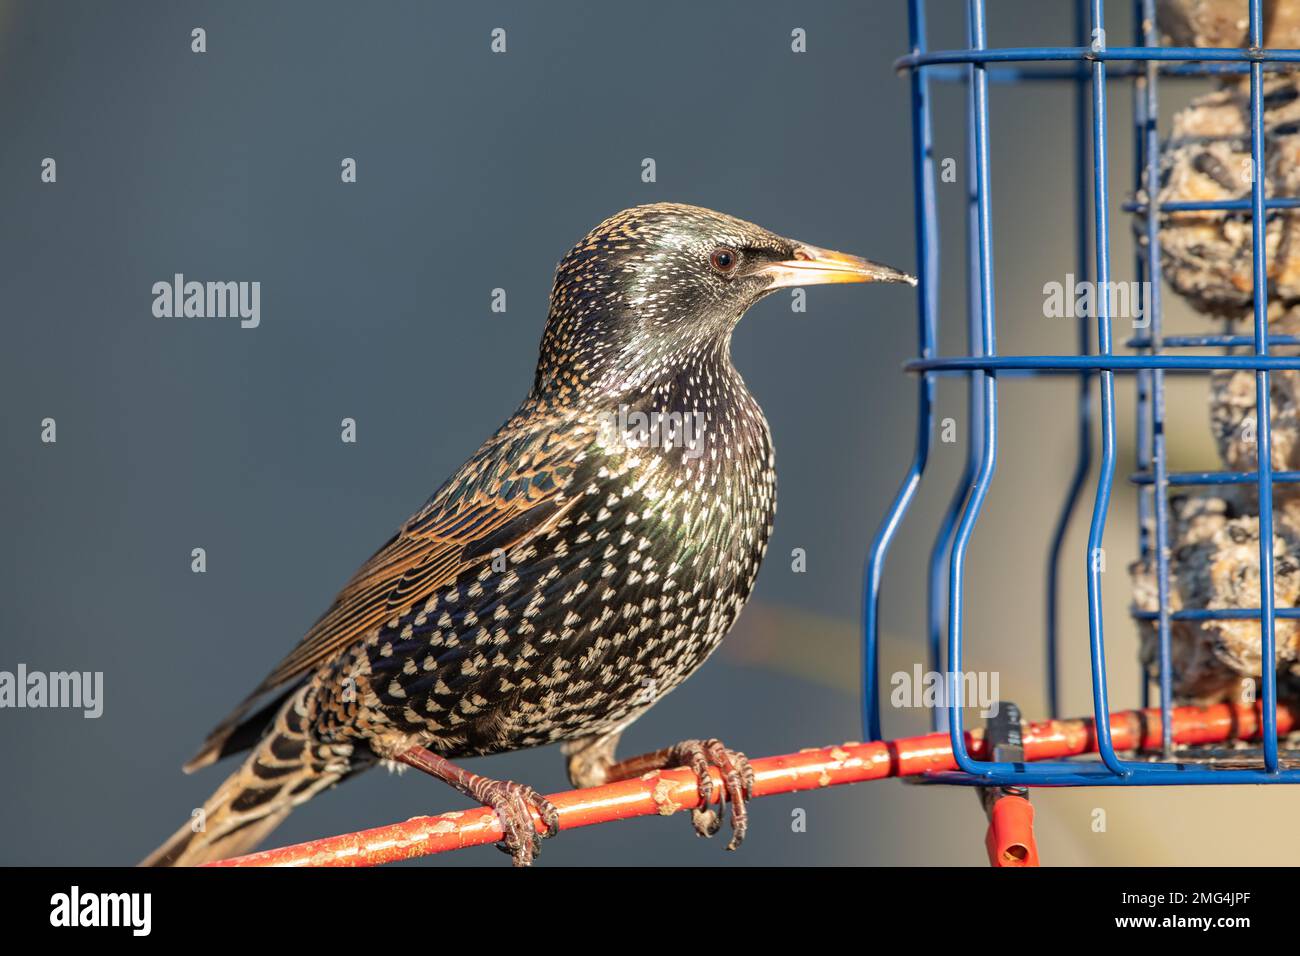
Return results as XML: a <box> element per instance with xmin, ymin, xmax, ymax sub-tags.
<box><xmin>143</xmin><ymin>202</ymin><xmax>914</xmax><ymax>866</ymax></box>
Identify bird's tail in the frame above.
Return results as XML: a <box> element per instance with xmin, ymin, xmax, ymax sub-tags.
<box><xmin>142</xmin><ymin>688</ymin><xmax>347</xmax><ymax>867</ymax></box>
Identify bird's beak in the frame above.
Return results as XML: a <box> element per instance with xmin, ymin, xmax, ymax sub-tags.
<box><xmin>754</xmin><ymin>242</ymin><xmax>917</xmax><ymax>289</ymax></box>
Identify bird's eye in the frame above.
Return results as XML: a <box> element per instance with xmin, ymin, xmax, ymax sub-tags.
<box><xmin>709</xmin><ymin>247</ymin><xmax>739</xmax><ymax>276</ymax></box>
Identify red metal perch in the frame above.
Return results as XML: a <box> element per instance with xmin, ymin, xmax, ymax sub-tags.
<box><xmin>206</xmin><ymin>700</ymin><xmax>1297</xmax><ymax>867</ymax></box>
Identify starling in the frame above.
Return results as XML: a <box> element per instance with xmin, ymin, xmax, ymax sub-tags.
<box><xmin>143</xmin><ymin>202</ymin><xmax>913</xmax><ymax>866</ymax></box>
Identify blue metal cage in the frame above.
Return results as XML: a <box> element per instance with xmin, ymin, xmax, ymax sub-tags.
<box><xmin>864</xmin><ymin>0</ymin><xmax>1300</xmax><ymax>785</ymax></box>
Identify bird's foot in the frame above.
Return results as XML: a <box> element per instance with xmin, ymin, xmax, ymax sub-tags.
<box><xmin>474</xmin><ymin>778</ymin><xmax>560</xmax><ymax>867</ymax></box>
<box><xmin>394</xmin><ymin>746</ymin><xmax>559</xmax><ymax>866</ymax></box>
<box><xmin>577</xmin><ymin>735</ymin><xmax>754</xmax><ymax>851</ymax></box>
<box><xmin>665</xmin><ymin>738</ymin><xmax>754</xmax><ymax>850</ymax></box>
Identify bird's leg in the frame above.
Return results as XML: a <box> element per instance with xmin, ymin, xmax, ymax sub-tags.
<box><xmin>562</xmin><ymin>728</ymin><xmax>624</xmax><ymax>788</ymax></box>
<box><xmin>394</xmin><ymin>745</ymin><xmax>559</xmax><ymax>867</ymax></box>
<box><xmin>564</xmin><ymin>734</ymin><xmax>755</xmax><ymax>850</ymax></box>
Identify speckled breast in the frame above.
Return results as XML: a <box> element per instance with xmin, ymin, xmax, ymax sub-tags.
<box><xmin>332</xmin><ymin>385</ymin><xmax>776</xmax><ymax>759</ymax></box>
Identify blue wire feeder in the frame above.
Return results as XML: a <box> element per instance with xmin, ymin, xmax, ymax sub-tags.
<box><xmin>862</xmin><ymin>0</ymin><xmax>1296</xmax><ymax>785</ymax></box>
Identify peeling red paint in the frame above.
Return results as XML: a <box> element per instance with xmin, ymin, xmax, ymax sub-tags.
<box><xmin>651</xmin><ymin>778</ymin><xmax>681</xmax><ymax>816</ymax></box>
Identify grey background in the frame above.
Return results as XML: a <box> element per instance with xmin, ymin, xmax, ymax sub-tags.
<box><xmin>3</xmin><ymin>1</ymin><xmax>1292</xmax><ymax>866</ymax></box>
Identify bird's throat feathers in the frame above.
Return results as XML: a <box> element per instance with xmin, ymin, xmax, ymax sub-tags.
<box><xmin>531</xmin><ymin>330</ymin><xmax>769</xmax><ymax>483</ymax></box>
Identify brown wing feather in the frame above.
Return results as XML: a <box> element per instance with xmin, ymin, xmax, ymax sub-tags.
<box><xmin>184</xmin><ymin>412</ymin><xmax>591</xmax><ymax>771</ymax></box>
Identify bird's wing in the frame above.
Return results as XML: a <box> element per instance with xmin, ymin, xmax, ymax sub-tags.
<box><xmin>184</xmin><ymin>412</ymin><xmax>593</xmax><ymax>771</ymax></box>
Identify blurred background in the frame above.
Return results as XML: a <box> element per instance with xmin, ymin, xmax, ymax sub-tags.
<box><xmin>1</xmin><ymin>0</ymin><xmax>1288</xmax><ymax>866</ymax></box>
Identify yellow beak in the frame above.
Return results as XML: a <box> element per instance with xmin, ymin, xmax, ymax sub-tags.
<box><xmin>754</xmin><ymin>242</ymin><xmax>916</xmax><ymax>289</ymax></box>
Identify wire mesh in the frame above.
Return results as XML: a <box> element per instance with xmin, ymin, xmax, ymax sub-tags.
<box><xmin>863</xmin><ymin>0</ymin><xmax>1300</xmax><ymax>785</ymax></box>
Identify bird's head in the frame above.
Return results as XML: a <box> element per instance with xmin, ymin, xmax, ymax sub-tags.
<box><xmin>533</xmin><ymin>202</ymin><xmax>915</xmax><ymax>400</ymax></box>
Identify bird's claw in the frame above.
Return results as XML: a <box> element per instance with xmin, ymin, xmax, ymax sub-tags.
<box><xmin>670</xmin><ymin>738</ymin><xmax>754</xmax><ymax>851</ymax></box>
<box><xmin>478</xmin><ymin>779</ymin><xmax>559</xmax><ymax>866</ymax></box>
